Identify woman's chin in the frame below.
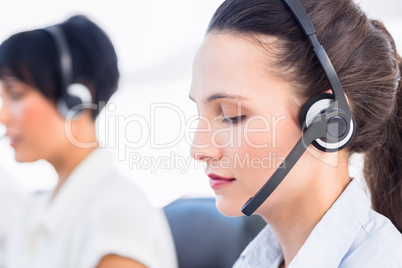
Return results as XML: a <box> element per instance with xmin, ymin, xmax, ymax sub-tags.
<box><xmin>14</xmin><ymin>151</ymin><xmax>39</xmax><ymax>163</ymax></box>
<box><xmin>215</xmin><ymin>195</ymin><xmax>245</xmax><ymax>217</ymax></box>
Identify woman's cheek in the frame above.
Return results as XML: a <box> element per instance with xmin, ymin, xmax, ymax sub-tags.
<box><xmin>242</xmin><ymin>118</ymin><xmax>273</xmax><ymax>156</ymax></box>
<box><xmin>20</xmin><ymin>100</ymin><xmax>46</xmax><ymax>133</ymax></box>
<box><xmin>20</xmin><ymin>96</ymin><xmax>61</xmax><ymax>149</ymax></box>
<box><xmin>211</xmin><ymin>123</ymin><xmax>238</xmax><ymax>149</ymax></box>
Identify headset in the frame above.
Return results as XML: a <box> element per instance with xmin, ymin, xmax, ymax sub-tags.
<box><xmin>241</xmin><ymin>0</ymin><xmax>356</xmax><ymax>216</ymax></box>
<box><xmin>43</xmin><ymin>25</ymin><xmax>93</xmax><ymax>119</ymax></box>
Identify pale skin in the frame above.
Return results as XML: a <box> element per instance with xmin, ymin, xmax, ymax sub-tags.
<box><xmin>189</xmin><ymin>33</ymin><xmax>351</xmax><ymax>267</ymax></box>
<box><xmin>0</xmin><ymin>78</ymin><xmax>146</xmax><ymax>268</ymax></box>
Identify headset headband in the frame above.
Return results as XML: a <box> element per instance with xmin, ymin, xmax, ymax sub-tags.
<box><xmin>283</xmin><ymin>0</ymin><xmax>352</xmax><ymax>119</ymax></box>
<box><xmin>43</xmin><ymin>25</ymin><xmax>73</xmax><ymax>92</ymax></box>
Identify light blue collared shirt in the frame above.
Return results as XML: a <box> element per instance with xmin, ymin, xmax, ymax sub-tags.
<box><xmin>234</xmin><ymin>179</ymin><xmax>402</xmax><ymax>267</ymax></box>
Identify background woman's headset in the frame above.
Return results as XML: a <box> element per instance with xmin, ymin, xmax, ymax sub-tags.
<box><xmin>43</xmin><ymin>25</ymin><xmax>93</xmax><ymax>119</ymax></box>
<box><xmin>241</xmin><ymin>0</ymin><xmax>356</xmax><ymax>216</ymax></box>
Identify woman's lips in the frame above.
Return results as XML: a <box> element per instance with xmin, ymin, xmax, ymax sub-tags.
<box><xmin>208</xmin><ymin>173</ymin><xmax>236</xmax><ymax>189</ymax></box>
<box><xmin>8</xmin><ymin>136</ymin><xmax>21</xmax><ymax>148</ymax></box>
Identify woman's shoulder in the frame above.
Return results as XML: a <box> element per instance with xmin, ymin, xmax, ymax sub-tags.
<box><xmin>68</xmin><ymin>148</ymin><xmax>168</xmax><ymax>233</ymax></box>
<box><xmin>88</xmin><ymin>168</ymin><xmax>160</xmax><ymax>219</ymax></box>
<box><xmin>342</xmin><ymin>209</ymin><xmax>402</xmax><ymax>267</ymax></box>
<box><xmin>364</xmin><ymin>209</ymin><xmax>402</xmax><ymax>243</ymax></box>
<box><xmin>75</xmin><ymin>168</ymin><xmax>175</xmax><ymax>268</ymax></box>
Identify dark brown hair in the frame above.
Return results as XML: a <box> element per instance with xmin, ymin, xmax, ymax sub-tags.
<box><xmin>207</xmin><ymin>0</ymin><xmax>402</xmax><ymax>232</ymax></box>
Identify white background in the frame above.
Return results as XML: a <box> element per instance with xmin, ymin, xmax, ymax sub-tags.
<box><xmin>0</xmin><ymin>0</ymin><xmax>401</xmax><ymax>207</ymax></box>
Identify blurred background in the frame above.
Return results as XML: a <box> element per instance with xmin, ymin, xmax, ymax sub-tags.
<box><xmin>0</xmin><ymin>0</ymin><xmax>401</xmax><ymax>208</ymax></box>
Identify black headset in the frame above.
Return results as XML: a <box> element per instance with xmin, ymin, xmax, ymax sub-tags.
<box><xmin>43</xmin><ymin>25</ymin><xmax>93</xmax><ymax>119</ymax></box>
<box><xmin>241</xmin><ymin>0</ymin><xmax>356</xmax><ymax>216</ymax></box>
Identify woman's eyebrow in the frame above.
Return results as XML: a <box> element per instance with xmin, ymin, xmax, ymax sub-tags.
<box><xmin>189</xmin><ymin>93</ymin><xmax>248</xmax><ymax>103</ymax></box>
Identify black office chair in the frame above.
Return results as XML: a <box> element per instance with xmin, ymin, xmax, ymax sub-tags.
<box><xmin>164</xmin><ymin>197</ymin><xmax>266</xmax><ymax>268</ymax></box>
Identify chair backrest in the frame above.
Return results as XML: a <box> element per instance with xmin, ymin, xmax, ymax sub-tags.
<box><xmin>164</xmin><ymin>197</ymin><xmax>266</xmax><ymax>268</ymax></box>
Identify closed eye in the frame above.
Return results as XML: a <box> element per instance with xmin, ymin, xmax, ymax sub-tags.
<box><xmin>222</xmin><ymin>115</ymin><xmax>246</xmax><ymax>124</ymax></box>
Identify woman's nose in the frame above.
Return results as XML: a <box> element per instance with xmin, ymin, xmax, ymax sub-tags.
<box><xmin>190</xmin><ymin>116</ymin><xmax>222</xmax><ymax>162</ymax></box>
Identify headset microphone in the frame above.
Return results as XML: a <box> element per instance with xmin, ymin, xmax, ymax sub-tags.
<box><xmin>241</xmin><ymin>0</ymin><xmax>356</xmax><ymax>216</ymax></box>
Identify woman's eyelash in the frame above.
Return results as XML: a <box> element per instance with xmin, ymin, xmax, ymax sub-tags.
<box><xmin>222</xmin><ymin>115</ymin><xmax>246</xmax><ymax>124</ymax></box>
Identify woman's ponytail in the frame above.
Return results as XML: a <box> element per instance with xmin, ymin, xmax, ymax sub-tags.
<box><xmin>363</xmin><ymin>21</ymin><xmax>402</xmax><ymax>233</ymax></box>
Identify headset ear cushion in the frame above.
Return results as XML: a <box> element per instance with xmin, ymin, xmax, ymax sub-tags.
<box><xmin>65</xmin><ymin>94</ymin><xmax>83</xmax><ymax>109</ymax></box>
<box><xmin>299</xmin><ymin>93</ymin><xmax>334</xmax><ymax>130</ymax></box>
<box><xmin>57</xmin><ymin>83</ymin><xmax>93</xmax><ymax>118</ymax></box>
<box><xmin>299</xmin><ymin>92</ymin><xmax>355</xmax><ymax>152</ymax></box>
<box><xmin>300</xmin><ymin>93</ymin><xmax>334</xmax><ymax>153</ymax></box>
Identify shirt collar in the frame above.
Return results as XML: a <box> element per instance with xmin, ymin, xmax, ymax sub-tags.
<box><xmin>238</xmin><ymin>179</ymin><xmax>371</xmax><ymax>267</ymax></box>
<box><xmin>237</xmin><ymin>225</ymin><xmax>283</xmax><ymax>268</ymax></box>
<box><xmin>290</xmin><ymin>179</ymin><xmax>371</xmax><ymax>267</ymax></box>
<box><xmin>37</xmin><ymin>148</ymin><xmax>115</xmax><ymax>235</ymax></box>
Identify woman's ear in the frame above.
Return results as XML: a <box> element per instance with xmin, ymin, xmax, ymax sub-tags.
<box><xmin>324</xmin><ymin>89</ymin><xmax>350</xmax><ymax>105</ymax></box>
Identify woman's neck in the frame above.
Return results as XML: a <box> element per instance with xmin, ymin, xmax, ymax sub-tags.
<box><xmin>52</xmin><ymin>146</ymin><xmax>96</xmax><ymax>195</ymax></box>
<box><xmin>49</xmin><ymin>120</ymin><xmax>97</xmax><ymax>199</ymax></box>
<box><xmin>260</xmin><ymin>154</ymin><xmax>351</xmax><ymax>267</ymax></box>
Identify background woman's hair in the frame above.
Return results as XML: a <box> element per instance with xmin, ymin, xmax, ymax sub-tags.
<box><xmin>0</xmin><ymin>15</ymin><xmax>119</xmax><ymax>119</ymax></box>
<box><xmin>208</xmin><ymin>0</ymin><xmax>402</xmax><ymax>232</ymax></box>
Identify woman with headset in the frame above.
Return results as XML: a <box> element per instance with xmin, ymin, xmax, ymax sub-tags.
<box><xmin>189</xmin><ymin>0</ymin><xmax>402</xmax><ymax>267</ymax></box>
<box><xmin>0</xmin><ymin>16</ymin><xmax>177</xmax><ymax>268</ymax></box>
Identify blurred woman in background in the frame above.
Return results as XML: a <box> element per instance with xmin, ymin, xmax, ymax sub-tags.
<box><xmin>0</xmin><ymin>15</ymin><xmax>176</xmax><ymax>268</ymax></box>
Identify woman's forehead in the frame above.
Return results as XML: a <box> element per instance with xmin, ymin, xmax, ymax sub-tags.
<box><xmin>190</xmin><ymin>33</ymin><xmax>292</xmax><ymax>103</ymax></box>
